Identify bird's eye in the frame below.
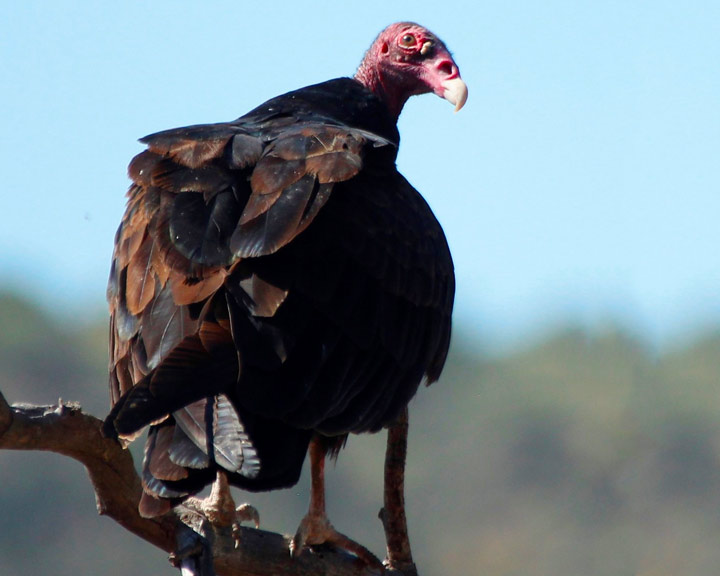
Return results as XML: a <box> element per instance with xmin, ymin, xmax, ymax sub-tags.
<box><xmin>399</xmin><ymin>33</ymin><xmax>416</xmax><ymax>48</ymax></box>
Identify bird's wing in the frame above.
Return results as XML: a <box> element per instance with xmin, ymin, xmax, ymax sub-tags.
<box><xmin>106</xmin><ymin>119</ymin><xmax>392</xmax><ymax>437</ymax></box>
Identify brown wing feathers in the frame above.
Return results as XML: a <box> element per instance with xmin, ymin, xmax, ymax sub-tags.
<box><xmin>231</xmin><ymin>125</ymin><xmax>372</xmax><ymax>258</ymax></box>
<box><xmin>105</xmin><ymin>119</ymin><xmax>390</xmax><ymax>494</ymax></box>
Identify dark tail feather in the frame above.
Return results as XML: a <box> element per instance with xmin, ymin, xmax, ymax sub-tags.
<box><xmin>103</xmin><ymin>333</ymin><xmax>237</xmax><ymax>440</ymax></box>
<box><xmin>137</xmin><ymin>395</ymin><xmax>262</xmax><ymax>509</ymax></box>
<box><xmin>172</xmin><ymin>394</ymin><xmax>261</xmax><ymax>478</ymax></box>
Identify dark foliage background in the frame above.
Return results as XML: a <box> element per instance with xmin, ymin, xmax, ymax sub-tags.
<box><xmin>2</xmin><ymin>292</ymin><xmax>720</xmax><ymax>575</ymax></box>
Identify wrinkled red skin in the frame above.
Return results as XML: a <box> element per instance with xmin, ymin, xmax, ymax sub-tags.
<box><xmin>355</xmin><ymin>22</ymin><xmax>464</xmax><ymax>118</ymax></box>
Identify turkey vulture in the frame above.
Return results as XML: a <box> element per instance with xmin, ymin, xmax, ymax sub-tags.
<box><xmin>104</xmin><ymin>21</ymin><xmax>466</xmax><ymax>563</ymax></box>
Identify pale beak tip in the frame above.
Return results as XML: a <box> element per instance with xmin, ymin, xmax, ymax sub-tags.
<box><xmin>442</xmin><ymin>77</ymin><xmax>468</xmax><ymax>113</ymax></box>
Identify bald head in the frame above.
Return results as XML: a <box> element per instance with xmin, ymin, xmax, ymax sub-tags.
<box><xmin>355</xmin><ymin>22</ymin><xmax>467</xmax><ymax>118</ymax></box>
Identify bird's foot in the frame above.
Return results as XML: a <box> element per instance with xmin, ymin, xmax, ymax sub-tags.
<box><xmin>184</xmin><ymin>497</ymin><xmax>260</xmax><ymax>550</ymax></box>
<box><xmin>290</xmin><ymin>512</ymin><xmax>383</xmax><ymax>570</ymax></box>
<box><xmin>184</xmin><ymin>471</ymin><xmax>260</xmax><ymax>549</ymax></box>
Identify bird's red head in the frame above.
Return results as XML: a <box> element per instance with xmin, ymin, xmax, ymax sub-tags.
<box><xmin>355</xmin><ymin>22</ymin><xmax>468</xmax><ymax>119</ymax></box>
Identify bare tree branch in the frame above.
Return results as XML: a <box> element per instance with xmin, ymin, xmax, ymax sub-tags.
<box><xmin>0</xmin><ymin>391</ymin><xmax>176</xmax><ymax>552</ymax></box>
<box><xmin>0</xmin><ymin>388</ymin><xmax>413</xmax><ymax>575</ymax></box>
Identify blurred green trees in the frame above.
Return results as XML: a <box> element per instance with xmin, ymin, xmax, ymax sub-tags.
<box><xmin>1</xmin><ymin>293</ymin><xmax>720</xmax><ymax>576</ymax></box>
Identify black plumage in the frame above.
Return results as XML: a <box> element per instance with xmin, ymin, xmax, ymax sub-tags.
<box><xmin>104</xmin><ymin>24</ymin><xmax>464</xmax><ymax>538</ymax></box>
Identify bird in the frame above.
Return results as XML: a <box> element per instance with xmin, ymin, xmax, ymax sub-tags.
<box><xmin>103</xmin><ymin>21</ymin><xmax>466</xmax><ymax>565</ymax></box>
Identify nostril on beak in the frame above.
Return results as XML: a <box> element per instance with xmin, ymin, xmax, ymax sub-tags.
<box><xmin>436</xmin><ymin>60</ymin><xmax>455</xmax><ymax>78</ymax></box>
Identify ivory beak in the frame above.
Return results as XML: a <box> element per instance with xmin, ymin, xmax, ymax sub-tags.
<box><xmin>441</xmin><ymin>76</ymin><xmax>468</xmax><ymax>112</ymax></box>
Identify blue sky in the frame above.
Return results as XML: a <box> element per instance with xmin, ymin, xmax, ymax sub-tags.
<box><xmin>1</xmin><ymin>1</ymin><xmax>718</xmax><ymax>351</ymax></box>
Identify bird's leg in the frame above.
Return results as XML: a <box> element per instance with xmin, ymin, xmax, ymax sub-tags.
<box><xmin>379</xmin><ymin>408</ymin><xmax>417</xmax><ymax>575</ymax></box>
<box><xmin>184</xmin><ymin>471</ymin><xmax>260</xmax><ymax>548</ymax></box>
<box><xmin>290</xmin><ymin>437</ymin><xmax>383</xmax><ymax>569</ymax></box>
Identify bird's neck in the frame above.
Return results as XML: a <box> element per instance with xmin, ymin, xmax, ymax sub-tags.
<box><xmin>355</xmin><ymin>62</ymin><xmax>409</xmax><ymax>120</ymax></box>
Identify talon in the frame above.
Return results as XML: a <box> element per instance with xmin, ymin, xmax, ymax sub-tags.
<box><xmin>236</xmin><ymin>502</ymin><xmax>260</xmax><ymax>529</ymax></box>
<box><xmin>232</xmin><ymin>503</ymin><xmax>260</xmax><ymax>549</ymax></box>
<box><xmin>289</xmin><ymin>514</ymin><xmax>316</xmax><ymax>559</ymax></box>
<box><xmin>289</xmin><ymin>534</ymin><xmax>301</xmax><ymax>559</ymax></box>
<box><xmin>231</xmin><ymin>522</ymin><xmax>242</xmax><ymax>550</ymax></box>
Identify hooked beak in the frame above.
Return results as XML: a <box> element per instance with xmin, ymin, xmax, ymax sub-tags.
<box><xmin>427</xmin><ymin>54</ymin><xmax>468</xmax><ymax>112</ymax></box>
<box><xmin>441</xmin><ymin>76</ymin><xmax>468</xmax><ymax>112</ymax></box>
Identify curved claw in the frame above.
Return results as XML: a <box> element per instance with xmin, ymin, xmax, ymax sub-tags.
<box><xmin>235</xmin><ymin>503</ymin><xmax>260</xmax><ymax>529</ymax></box>
<box><xmin>231</xmin><ymin>503</ymin><xmax>261</xmax><ymax>549</ymax></box>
